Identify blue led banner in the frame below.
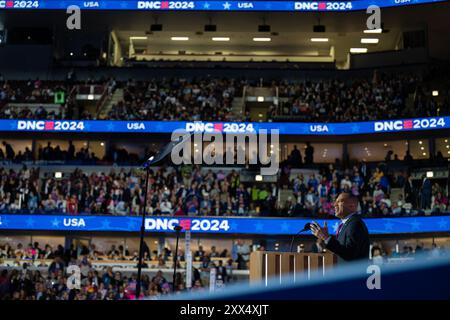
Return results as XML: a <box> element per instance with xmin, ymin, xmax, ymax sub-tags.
<box><xmin>0</xmin><ymin>0</ymin><xmax>446</xmax><ymax>11</ymax></box>
<box><xmin>1</xmin><ymin>116</ymin><xmax>448</xmax><ymax>135</ymax></box>
<box><xmin>1</xmin><ymin>214</ymin><xmax>449</xmax><ymax>234</ymax></box>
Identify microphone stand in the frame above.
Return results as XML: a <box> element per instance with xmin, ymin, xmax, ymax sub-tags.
<box><xmin>172</xmin><ymin>225</ymin><xmax>183</xmax><ymax>292</ymax></box>
<box><xmin>134</xmin><ymin>132</ymin><xmax>193</xmax><ymax>300</ymax></box>
<box><xmin>289</xmin><ymin>227</ymin><xmax>310</xmax><ymax>252</ymax></box>
<box><xmin>135</xmin><ymin>164</ymin><xmax>151</xmax><ymax>300</ymax></box>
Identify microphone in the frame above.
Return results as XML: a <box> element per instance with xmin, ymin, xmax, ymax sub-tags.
<box><xmin>142</xmin><ymin>132</ymin><xmax>193</xmax><ymax>168</ymax></box>
<box><xmin>298</xmin><ymin>222</ymin><xmax>311</xmax><ymax>233</ymax></box>
<box><xmin>289</xmin><ymin>223</ymin><xmax>311</xmax><ymax>253</ymax></box>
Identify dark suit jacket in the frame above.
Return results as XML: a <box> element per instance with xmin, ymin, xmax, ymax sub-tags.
<box><xmin>325</xmin><ymin>214</ymin><xmax>370</xmax><ymax>262</ymax></box>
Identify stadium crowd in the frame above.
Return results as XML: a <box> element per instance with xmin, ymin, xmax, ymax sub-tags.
<box><xmin>0</xmin><ymin>240</ymin><xmax>240</xmax><ymax>300</ymax></box>
<box><xmin>0</xmin><ymin>238</ymin><xmax>447</xmax><ymax>299</ymax></box>
<box><xmin>271</xmin><ymin>73</ymin><xmax>421</xmax><ymax>122</ymax></box>
<box><xmin>0</xmin><ymin>156</ymin><xmax>448</xmax><ymax>217</ymax></box>
<box><xmin>107</xmin><ymin>77</ymin><xmax>241</xmax><ymax>121</ymax></box>
<box><xmin>279</xmin><ymin>151</ymin><xmax>450</xmax><ymax>217</ymax></box>
<box><xmin>1</xmin><ymin>71</ymin><xmax>448</xmax><ymax>122</ymax></box>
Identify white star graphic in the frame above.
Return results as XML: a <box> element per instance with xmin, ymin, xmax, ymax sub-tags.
<box><xmin>438</xmin><ymin>219</ymin><xmax>448</xmax><ymax>229</ymax></box>
<box><xmin>332</xmin><ymin>222</ymin><xmax>339</xmax><ymax>233</ymax></box>
<box><xmin>223</xmin><ymin>2</ymin><xmax>231</xmax><ymax>10</ymax></box>
<box><xmin>107</xmin><ymin>123</ymin><xmax>115</xmax><ymax>131</ymax></box>
<box><xmin>281</xmin><ymin>222</ymin><xmax>289</xmax><ymax>232</ymax></box>
<box><xmin>411</xmin><ymin>219</ymin><xmax>421</xmax><ymax>230</ymax></box>
<box><xmin>101</xmin><ymin>220</ymin><xmax>111</xmax><ymax>229</ymax></box>
<box><xmin>203</xmin><ymin>2</ymin><xmax>210</xmax><ymax>9</ymax></box>
<box><xmin>52</xmin><ymin>219</ymin><xmax>60</xmax><ymax>227</ymax></box>
<box><xmin>384</xmin><ymin>221</ymin><xmax>394</xmax><ymax>231</ymax></box>
<box><xmin>127</xmin><ymin>220</ymin><xmax>137</xmax><ymax>230</ymax></box>
<box><xmin>0</xmin><ymin>217</ymin><xmax>8</xmax><ymax>226</ymax></box>
<box><xmin>26</xmin><ymin>218</ymin><xmax>35</xmax><ymax>227</ymax></box>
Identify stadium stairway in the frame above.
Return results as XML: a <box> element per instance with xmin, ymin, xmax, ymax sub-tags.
<box><xmin>404</xmin><ymin>92</ymin><xmax>416</xmax><ymax>116</ymax></box>
<box><xmin>279</xmin><ymin>188</ymin><xmax>295</xmax><ymax>205</ymax></box>
<box><xmin>98</xmin><ymin>88</ymin><xmax>124</xmax><ymax>119</ymax></box>
<box><xmin>230</xmin><ymin>97</ymin><xmax>245</xmax><ymax>120</ymax></box>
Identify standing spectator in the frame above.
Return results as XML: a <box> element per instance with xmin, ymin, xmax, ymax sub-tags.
<box><xmin>420</xmin><ymin>174</ymin><xmax>432</xmax><ymax>210</ymax></box>
<box><xmin>290</xmin><ymin>145</ymin><xmax>302</xmax><ymax>167</ymax></box>
<box><xmin>67</xmin><ymin>195</ymin><xmax>78</xmax><ymax>214</ymax></box>
<box><xmin>304</xmin><ymin>142</ymin><xmax>314</xmax><ymax>165</ymax></box>
<box><xmin>2</xmin><ymin>141</ymin><xmax>14</xmax><ymax>160</ymax></box>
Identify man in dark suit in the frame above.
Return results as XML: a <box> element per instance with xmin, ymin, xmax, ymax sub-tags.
<box><xmin>310</xmin><ymin>193</ymin><xmax>370</xmax><ymax>262</ymax></box>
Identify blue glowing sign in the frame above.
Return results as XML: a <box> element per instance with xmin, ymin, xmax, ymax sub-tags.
<box><xmin>0</xmin><ymin>0</ymin><xmax>446</xmax><ymax>11</ymax></box>
<box><xmin>1</xmin><ymin>116</ymin><xmax>448</xmax><ymax>136</ymax></box>
<box><xmin>1</xmin><ymin>214</ymin><xmax>449</xmax><ymax>235</ymax></box>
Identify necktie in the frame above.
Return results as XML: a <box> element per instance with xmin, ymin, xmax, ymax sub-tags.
<box><xmin>336</xmin><ymin>222</ymin><xmax>344</xmax><ymax>237</ymax></box>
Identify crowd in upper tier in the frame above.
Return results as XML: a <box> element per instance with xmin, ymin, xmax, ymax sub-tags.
<box><xmin>107</xmin><ymin>78</ymin><xmax>241</xmax><ymax>121</ymax></box>
<box><xmin>268</xmin><ymin>72</ymin><xmax>448</xmax><ymax>122</ymax></box>
<box><xmin>0</xmin><ymin>153</ymin><xmax>448</xmax><ymax>217</ymax></box>
<box><xmin>1</xmin><ymin>69</ymin><xmax>448</xmax><ymax>122</ymax></box>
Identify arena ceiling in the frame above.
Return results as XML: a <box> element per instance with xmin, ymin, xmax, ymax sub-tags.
<box><xmin>1</xmin><ymin>2</ymin><xmax>450</xmax><ymax>65</ymax></box>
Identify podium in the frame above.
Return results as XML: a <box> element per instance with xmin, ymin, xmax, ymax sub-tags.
<box><xmin>249</xmin><ymin>251</ymin><xmax>337</xmax><ymax>285</ymax></box>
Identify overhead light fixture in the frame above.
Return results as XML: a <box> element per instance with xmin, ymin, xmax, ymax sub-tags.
<box><xmin>432</xmin><ymin>90</ymin><xmax>439</xmax><ymax>96</ymax></box>
<box><xmin>311</xmin><ymin>38</ymin><xmax>329</xmax><ymax>42</ymax></box>
<box><xmin>255</xmin><ymin>175</ymin><xmax>263</xmax><ymax>182</ymax></box>
<box><xmin>253</xmin><ymin>37</ymin><xmax>271</xmax><ymax>42</ymax></box>
<box><xmin>257</xmin><ymin>96</ymin><xmax>264</xmax><ymax>102</ymax></box>
<box><xmin>54</xmin><ymin>172</ymin><xmax>62</xmax><ymax>179</ymax></box>
<box><xmin>350</xmin><ymin>48</ymin><xmax>368</xmax><ymax>53</ymax></box>
<box><xmin>130</xmin><ymin>36</ymin><xmax>148</xmax><ymax>40</ymax></box>
<box><xmin>212</xmin><ymin>37</ymin><xmax>230</xmax><ymax>41</ymax></box>
<box><xmin>364</xmin><ymin>28</ymin><xmax>382</xmax><ymax>34</ymax></box>
<box><xmin>361</xmin><ymin>38</ymin><xmax>379</xmax><ymax>44</ymax></box>
<box><xmin>426</xmin><ymin>171</ymin><xmax>434</xmax><ymax>178</ymax></box>
<box><xmin>171</xmin><ymin>37</ymin><xmax>189</xmax><ymax>41</ymax></box>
